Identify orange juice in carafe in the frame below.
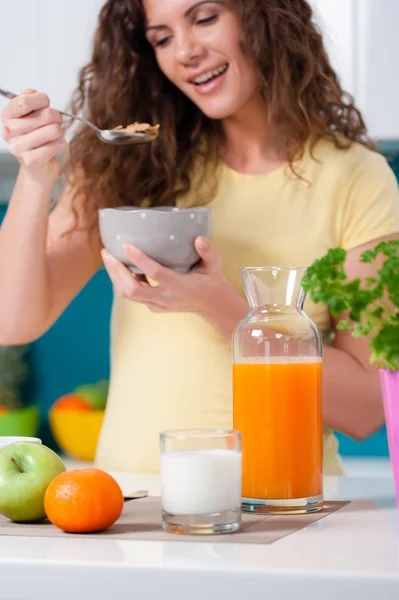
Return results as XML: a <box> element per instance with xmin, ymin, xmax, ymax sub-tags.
<box><xmin>233</xmin><ymin>358</ymin><xmax>322</xmax><ymax>501</ymax></box>
<box><xmin>232</xmin><ymin>266</ymin><xmax>323</xmax><ymax>514</ymax></box>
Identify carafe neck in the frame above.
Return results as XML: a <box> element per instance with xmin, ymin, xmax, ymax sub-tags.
<box><xmin>241</xmin><ymin>266</ymin><xmax>307</xmax><ymax>313</ymax></box>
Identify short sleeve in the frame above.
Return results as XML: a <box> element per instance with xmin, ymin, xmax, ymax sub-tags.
<box><xmin>340</xmin><ymin>152</ymin><xmax>399</xmax><ymax>250</ymax></box>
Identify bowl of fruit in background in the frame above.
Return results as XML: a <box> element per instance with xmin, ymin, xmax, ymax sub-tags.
<box><xmin>0</xmin><ymin>405</ymin><xmax>40</xmax><ymax>437</ymax></box>
<box><xmin>49</xmin><ymin>380</ymin><xmax>108</xmax><ymax>462</ymax></box>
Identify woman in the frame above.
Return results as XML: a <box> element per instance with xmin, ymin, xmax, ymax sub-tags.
<box><xmin>0</xmin><ymin>0</ymin><xmax>398</xmax><ymax>474</ymax></box>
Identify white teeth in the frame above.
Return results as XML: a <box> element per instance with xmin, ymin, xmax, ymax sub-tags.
<box><xmin>193</xmin><ymin>64</ymin><xmax>228</xmax><ymax>85</ymax></box>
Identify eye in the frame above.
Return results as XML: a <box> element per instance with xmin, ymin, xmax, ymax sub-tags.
<box><xmin>154</xmin><ymin>35</ymin><xmax>172</xmax><ymax>48</ymax></box>
<box><xmin>196</xmin><ymin>14</ymin><xmax>218</xmax><ymax>26</ymax></box>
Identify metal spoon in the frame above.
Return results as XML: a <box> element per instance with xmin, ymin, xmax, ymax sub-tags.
<box><xmin>0</xmin><ymin>87</ymin><xmax>157</xmax><ymax>146</ymax></box>
<box><xmin>124</xmin><ymin>490</ymin><xmax>149</xmax><ymax>503</ymax></box>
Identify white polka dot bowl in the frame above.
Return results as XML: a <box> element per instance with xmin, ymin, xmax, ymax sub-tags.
<box><xmin>98</xmin><ymin>206</ymin><xmax>213</xmax><ymax>274</ymax></box>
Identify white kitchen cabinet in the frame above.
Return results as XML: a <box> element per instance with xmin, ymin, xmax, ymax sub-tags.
<box><xmin>310</xmin><ymin>0</ymin><xmax>399</xmax><ymax>141</ymax></box>
<box><xmin>354</xmin><ymin>0</ymin><xmax>399</xmax><ymax>141</ymax></box>
<box><xmin>309</xmin><ymin>0</ymin><xmax>357</xmax><ymax>98</ymax></box>
<box><xmin>0</xmin><ymin>2</ymin><xmax>42</xmax><ymax>103</ymax></box>
<box><xmin>35</xmin><ymin>0</ymin><xmax>105</xmax><ymax>112</ymax></box>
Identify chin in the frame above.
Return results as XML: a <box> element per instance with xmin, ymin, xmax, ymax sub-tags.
<box><xmin>194</xmin><ymin>100</ymin><xmax>240</xmax><ymax>121</ymax></box>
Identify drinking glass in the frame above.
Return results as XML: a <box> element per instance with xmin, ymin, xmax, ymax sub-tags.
<box><xmin>160</xmin><ymin>429</ymin><xmax>242</xmax><ymax>534</ymax></box>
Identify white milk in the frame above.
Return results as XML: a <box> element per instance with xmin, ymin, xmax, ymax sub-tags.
<box><xmin>160</xmin><ymin>449</ymin><xmax>242</xmax><ymax>515</ymax></box>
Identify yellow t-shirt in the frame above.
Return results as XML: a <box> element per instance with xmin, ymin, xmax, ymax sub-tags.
<box><xmin>95</xmin><ymin>139</ymin><xmax>399</xmax><ymax>475</ymax></box>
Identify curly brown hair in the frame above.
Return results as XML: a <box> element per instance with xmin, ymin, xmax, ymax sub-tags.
<box><xmin>63</xmin><ymin>0</ymin><xmax>374</xmax><ymax>234</ymax></box>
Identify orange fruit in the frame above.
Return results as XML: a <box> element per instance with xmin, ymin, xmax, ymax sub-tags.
<box><xmin>44</xmin><ymin>468</ymin><xmax>124</xmax><ymax>533</ymax></box>
<box><xmin>51</xmin><ymin>394</ymin><xmax>92</xmax><ymax>412</ymax></box>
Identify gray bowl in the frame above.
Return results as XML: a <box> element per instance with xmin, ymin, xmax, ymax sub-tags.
<box><xmin>99</xmin><ymin>206</ymin><xmax>213</xmax><ymax>274</ymax></box>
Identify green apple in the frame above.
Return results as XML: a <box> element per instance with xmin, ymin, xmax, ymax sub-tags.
<box><xmin>74</xmin><ymin>383</ymin><xmax>107</xmax><ymax>410</ymax></box>
<box><xmin>0</xmin><ymin>442</ymin><xmax>66</xmax><ymax>522</ymax></box>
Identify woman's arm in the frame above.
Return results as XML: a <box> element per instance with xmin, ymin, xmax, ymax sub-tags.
<box><xmin>0</xmin><ymin>175</ymin><xmax>102</xmax><ymax>345</ymax></box>
<box><xmin>322</xmin><ymin>233</ymin><xmax>399</xmax><ymax>440</ymax></box>
<box><xmin>0</xmin><ymin>90</ymin><xmax>102</xmax><ymax>345</ymax></box>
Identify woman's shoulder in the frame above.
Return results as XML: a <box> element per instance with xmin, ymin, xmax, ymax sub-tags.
<box><xmin>312</xmin><ymin>138</ymin><xmax>399</xmax><ymax>250</ymax></box>
<box><xmin>308</xmin><ymin>136</ymin><xmax>392</xmax><ymax>176</ymax></box>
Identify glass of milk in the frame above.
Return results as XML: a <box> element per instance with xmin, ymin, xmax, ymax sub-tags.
<box><xmin>160</xmin><ymin>429</ymin><xmax>242</xmax><ymax>535</ymax></box>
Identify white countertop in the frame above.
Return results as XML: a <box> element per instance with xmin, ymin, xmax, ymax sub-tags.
<box><xmin>1</xmin><ymin>459</ymin><xmax>398</xmax><ymax>600</ymax></box>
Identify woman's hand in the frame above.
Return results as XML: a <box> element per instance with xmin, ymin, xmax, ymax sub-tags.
<box><xmin>102</xmin><ymin>236</ymin><xmax>225</xmax><ymax>313</ymax></box>
<box><xmin>101</xmin><ymin>236</ymin><xmax>248</xmax><ymax>339</ymax></box>
<box><xmin>1</xmin><ymin>89</ymin><xmax>67</xmax><ymax>183</ymax></box>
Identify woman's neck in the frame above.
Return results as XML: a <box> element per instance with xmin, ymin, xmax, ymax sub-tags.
<box><xmin>219</xmin><ymin>95</ymin><xmax>287</xmax><ymax>175</ymax></box>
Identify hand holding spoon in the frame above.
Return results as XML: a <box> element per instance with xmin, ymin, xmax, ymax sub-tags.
<box><xmin>0</xmin><ymin>87</ymin><xmax>158</xmax><ymax>146</ymax></box>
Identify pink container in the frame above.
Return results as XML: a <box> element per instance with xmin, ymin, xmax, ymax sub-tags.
<box><xmin>380</xmin><ymin>369</ymin><xmax>399</xmax><ymax>508</ymax></box>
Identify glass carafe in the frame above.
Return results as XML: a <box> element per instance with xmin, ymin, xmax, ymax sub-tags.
<box><xmin>232</xmin><ymin>266</ymin><xmax>323</xmax><ymax>514</ymax></box>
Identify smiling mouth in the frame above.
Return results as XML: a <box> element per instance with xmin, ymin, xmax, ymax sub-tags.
<box><xmin>191</xmin><ymin>64</ymin><xmax>229</xmax><ymax>86</ymax></box>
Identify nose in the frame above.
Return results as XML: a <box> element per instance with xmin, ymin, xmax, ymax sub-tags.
<box><xmin>174</xmin><ymin>29</ymin><xmax>203</xmax><ymax>64</ymax></box>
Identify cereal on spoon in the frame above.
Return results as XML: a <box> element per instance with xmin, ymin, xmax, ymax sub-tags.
<box><xmin>113</xmin><ymin>122</ymin><xmax>160</xmax><ymax>137</ymax></box>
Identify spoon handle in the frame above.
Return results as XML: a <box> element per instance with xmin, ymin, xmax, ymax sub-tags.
<box><xmin>0</xmin><ymin>87</ymin><xmax>16</xmax><ymax>100</ymax></box>
<box><xmin>59</xmin><ymin>109</ymin><xmax>100</xmax><ymax>134</ymax></box>
<box><xmin>0</xmin><ymin>87</ymin><xmax>99</xmax><ymax>134</ymax></box>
